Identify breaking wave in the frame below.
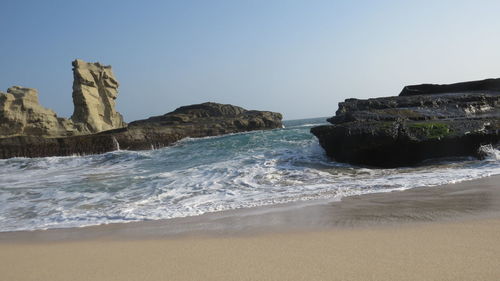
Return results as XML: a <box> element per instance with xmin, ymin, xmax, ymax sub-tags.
<box><xmin>0</xmin><ymin>117</ymin><xmax>499</xmax><ymax>232</ymax></box>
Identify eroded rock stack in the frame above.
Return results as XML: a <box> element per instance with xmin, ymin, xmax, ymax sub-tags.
<box><xmin>0</xmin><ymin>86</ymin><xmax>76</xmax><ymax>137</ymax></box>
<box><xmin>71</xmin><ymin>59</ymin><xmax>125</xmax><ymax>133</ymax></box>
<box><xmin>0</xmin><ymin>59</ymin><xmax>125</xmax><ymax>139</ymax></box>
<box><xmin>311</xmin><ymin>78</ymin><xmax>500</xmax><ymax>167</ymax></box>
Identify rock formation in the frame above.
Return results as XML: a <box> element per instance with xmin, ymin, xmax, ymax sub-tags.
<box><xmin>0</xmin><ymin>59</ymin><xmax>125</xmax><ymax>139</ymax></box>
<box><xmin>71</xmin><ymin>59</ymin><xmax>125</xmax><ymax>133</ymax></box>
<box><xmin>117</xmin><ymin>102</ymin><xmax>283</xmax><ymax>150</ymax></box>
<box><xmin>0</xmin><ymin>86</ymin><xmax>76</xmax><ymax>137</ymax></box>
<box><xmin>0</xmin><ymin>59</ymin><xmax>283</xmax><ymax>159</ymax></box>
<box><xmin>0</xmin><ymin>102</ymin><xmax>283</xmax><ymax>158</ymax></box>
<box><xmin>311</xmin><ymin>78</ymin><xmax>500</xmax><ymax>167</ymax></box>
<box><xmin>399</xmin><ymin>78</ymin><xmax>500</xmax><ymax>96</ymax></box>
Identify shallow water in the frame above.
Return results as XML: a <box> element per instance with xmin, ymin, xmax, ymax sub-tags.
<box><xmin>0</xmin><ymin>117</ymin><xmax>499</xmax><ymax>232</ymax></box>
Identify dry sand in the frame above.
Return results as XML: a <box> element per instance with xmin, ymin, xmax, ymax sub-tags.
<box><xmin>1</xmin><ymin>176</ymin><xmax>500</xmax><ymax>281</ymax></box>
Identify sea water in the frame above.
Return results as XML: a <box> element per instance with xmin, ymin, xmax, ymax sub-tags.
<box><xmin>0</xmin><ymin>117</ymin><xmax>499</xmax><ymax>232</ymax></box>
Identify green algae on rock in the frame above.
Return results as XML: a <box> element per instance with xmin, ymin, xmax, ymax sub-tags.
<box><xmin>312</xmin><ymin>78</ymin><xmax>500</xmax><ymax>167</ymax></box>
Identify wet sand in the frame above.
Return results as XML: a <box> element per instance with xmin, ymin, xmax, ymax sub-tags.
<box><xmin>1</xmin><ymin>175</ymin><xmax>500</xmax><ymax>280</ymax></box>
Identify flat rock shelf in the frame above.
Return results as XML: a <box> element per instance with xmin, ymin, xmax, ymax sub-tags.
<box><xmin>311</xmin><ymin>78</ymin><xmax>500</xmax><ymax>167</ymax></box>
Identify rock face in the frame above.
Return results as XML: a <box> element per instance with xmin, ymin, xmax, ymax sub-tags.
<box><xmin>0</xmin><ymin>86</ymin><xmax>76</xmax><ymax>137</ymax></box>
<box><xmin>311</xmin><ymin>79</ymin><xmax>500</xmax><ymax>167</ymax></box>
<box><xmin>71</xmin><ymin>59</ymin><xmax>125</xmax><ymax>133</ymax></box>
<box><xmin>0</xmin><ymin>102</ymin><xmax>283</xmax><ymax>158</ymax></box>
<box><xmin>0</xmin><ymin>59</ymin><xmax>125</xmax><ymax>139</ymax></box>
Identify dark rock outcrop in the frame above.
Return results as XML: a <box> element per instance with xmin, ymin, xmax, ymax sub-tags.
<box><xmin>0</xmin><ymin>102</ymin><xmax>282</xmax><ymax>159</ymax></box>
<box><xmin>400</xmin><ymin>78</ymin><xmax>500</xmax><ymax>96</ymax></box>
<box><xmin>311</xmin><ymin>79</ymin><xmax>500</xmax><ymax>167</ymax></box>
<box><xmin>112</xmin><ymin>102</ymin><xmax>283</xmax><ymax>151</ymax></box>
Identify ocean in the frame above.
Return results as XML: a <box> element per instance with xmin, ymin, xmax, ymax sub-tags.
<box><xmin>0</xmin><ymin>117</ymin><xmax>499</xmax><ymax>232</ymax></box>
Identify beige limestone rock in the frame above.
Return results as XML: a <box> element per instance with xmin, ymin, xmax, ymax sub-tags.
<box><xmin>71</xmin><ymin>59</ymin><xmax>125</xmax><ymax>133</ymax></box>
<box><xmin>0</xmin><ymin>59</ymin><xmax>125</xmax><ymax>138</ymax></box>
<box><xmin>0</xmin><ymin>86</ymin><xmax>76</xmax><ymax>137</ymax></box>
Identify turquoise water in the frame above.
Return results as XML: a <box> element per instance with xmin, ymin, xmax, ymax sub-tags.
<box><xmin>0</xmin><ymin>117</ymin><xmax>499</xmax><ymax>232</ymax></box>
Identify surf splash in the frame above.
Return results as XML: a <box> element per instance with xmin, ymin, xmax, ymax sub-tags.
<box><xmin>0</xmin><ymin>117</ymin><xmax>499</xmax><ymax>232</ymax></box>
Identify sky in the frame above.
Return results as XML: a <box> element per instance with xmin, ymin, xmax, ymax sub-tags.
<box><xmin>1</xmin><ymin>0</ymin><xmax>499</xmax><ymax>121</ymax></box>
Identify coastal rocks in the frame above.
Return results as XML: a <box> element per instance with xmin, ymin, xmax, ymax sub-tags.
<box><xmin>117</xmin><ymin>102</ymin><xmax>283</xmax><ymax>150</ymax></box>
<box><xmin>71</xmin><ymin>59</ymin><xmax>125</xmax><ymax>133</ymax></box>
<box><xmin>399</xmin><ymin>78</ymin><xmax>500</xmax><ymax>96</ymax></box>
<box><xmin>129</xmin><ymin>102</ymin><xmax>281</xmax><ymax>131</ymax></box>
<box><xmin>0</xmin><ymin>102</ymin><xmax>283</xmax><ymax>158</ymax></box>
<box><xmin>0</xmin><ymin>134</ymin><xmax>118</xmax><ymax>159</ymax></box>
<box><xmin>0</xmin><ymin>58</ymin><xmax>282</xmax><ymax>159</ymax></box>
<box><xmin>0</xmin><ymin>59</ymin><xmax>125</xmax><ymax>138</ymax></box>
<box><xmin>311</xmin><ymin>79</ymin><xmax>500</xmax><ymax>167</ymax></box>
<box><xmin>0</xmin><ymin>86</ymin><xmax>76</xmax><ymax>137</ymax></box>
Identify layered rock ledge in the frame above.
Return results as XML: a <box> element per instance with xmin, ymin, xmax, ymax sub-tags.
<box><xmin>0</xmin><ymin>102</ymin><xmax>282</xmax><ymax>158</ymax></box>
<box><xmin>311</xmin><ymin>78</ymin><xmax>500</xmax><ymax>167</ymax></box>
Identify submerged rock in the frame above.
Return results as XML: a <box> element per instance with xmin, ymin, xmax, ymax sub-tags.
<box><xmin>311</xmin><ymin>78</ymin><xmax>500</xmax><ymax>167</ymax></box>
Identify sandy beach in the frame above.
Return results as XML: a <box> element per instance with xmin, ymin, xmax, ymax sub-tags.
<box><xmin>3</xmin><ymin>1</ymin><xmax>500</xmax><ymax>280</ymax></box>
<box><xmin>1</xmin><ymin>175</ymin><xmax>500</xmax><ymax>281</ymax></box>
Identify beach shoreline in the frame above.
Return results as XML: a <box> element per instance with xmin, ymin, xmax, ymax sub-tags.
<box><xmin>1</xmin><ymin>175</ymin><xmax>500</xmax><ymax>280</ymax></box>
<box><xmin>2</xmin><ymin>174</ymin><xmax>500</xmax><ymax>242</ymax></box>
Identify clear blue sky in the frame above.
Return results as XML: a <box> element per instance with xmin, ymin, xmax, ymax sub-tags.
<box><xmin>1</xmin><ymin>0</ymin><xmax>499</xmax><ymax>121</ymax></box>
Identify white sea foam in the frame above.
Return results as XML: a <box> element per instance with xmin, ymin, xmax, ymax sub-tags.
<box><xmin>0</xmin><ymin>118</ymin><xmax>499</xmax><ymax>232</ymax></box>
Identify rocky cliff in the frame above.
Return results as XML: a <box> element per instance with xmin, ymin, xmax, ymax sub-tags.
<box><xmin>311</xmin><ymin>78</ymin><xmax>500</xmax><ymax>167</ymax></box>
<box><xmin>0</xmin><ymin>102</ymin><xmax>283</xmax><ymax>158</ymax></box>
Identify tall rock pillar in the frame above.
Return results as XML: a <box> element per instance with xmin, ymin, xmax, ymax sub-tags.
<box><xmin>71</xmin><ymin>59</ymin><xmax>125</xmax><ymax>133</ymax></box>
